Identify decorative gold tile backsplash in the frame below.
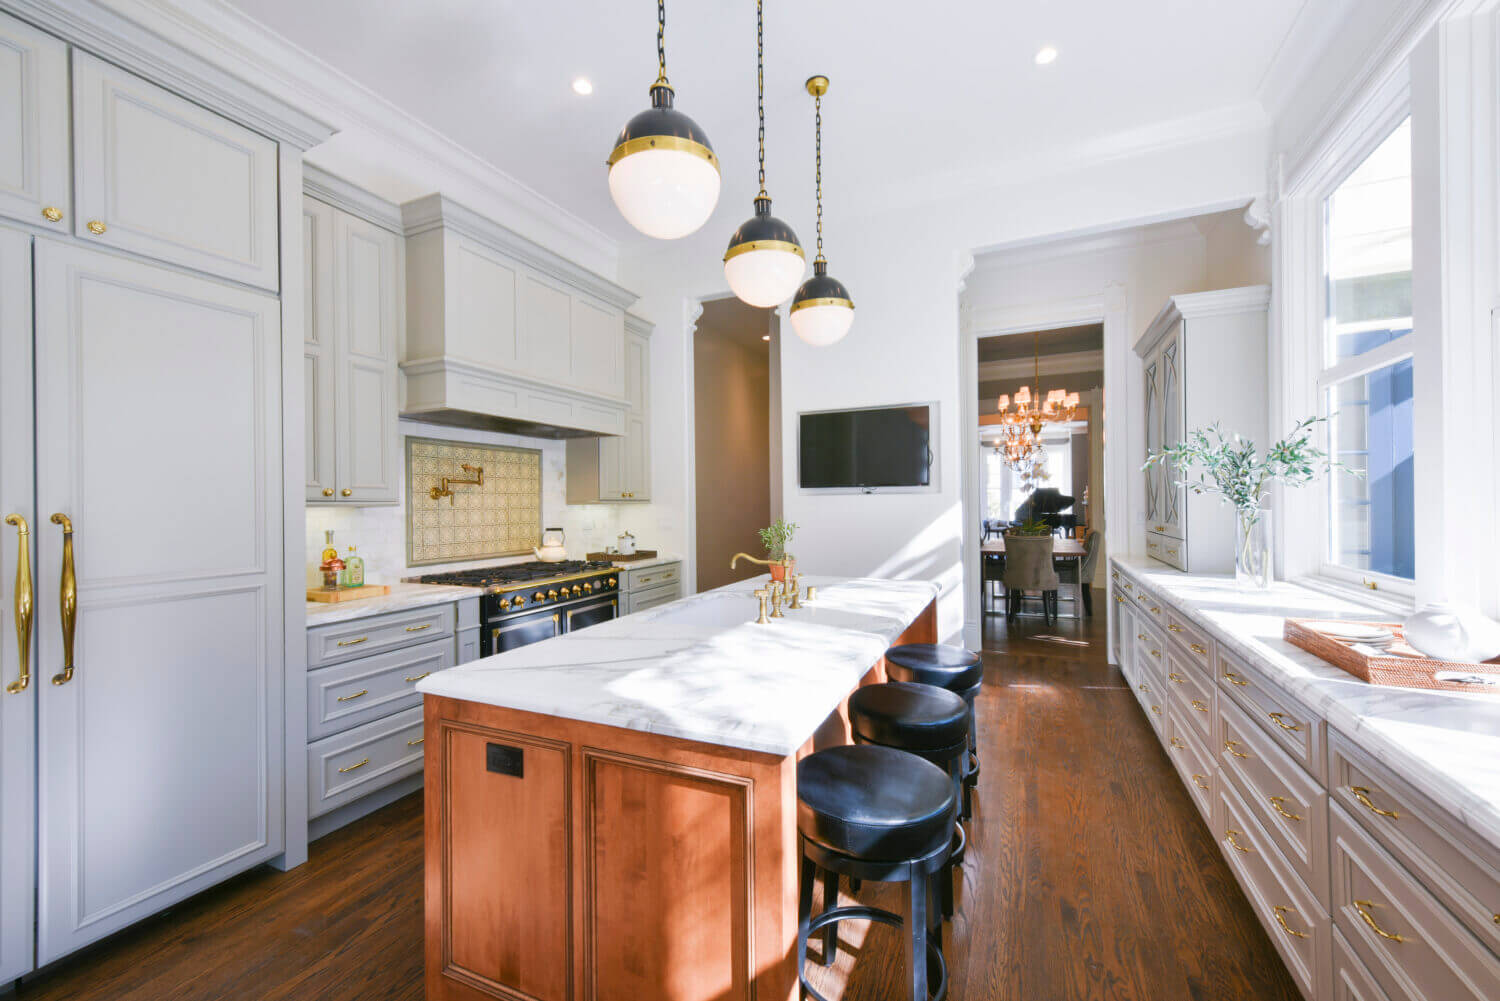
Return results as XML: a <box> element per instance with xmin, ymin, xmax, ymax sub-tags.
<box><xmin>406</xmin><ymin>437</ymin><xmax>542</xmax><ymax>565</ymax></box>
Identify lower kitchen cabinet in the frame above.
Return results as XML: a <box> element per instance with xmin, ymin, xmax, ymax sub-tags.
<box><xmin>308</xmin><ymin>707</ymin><xmax>425</xmax><ymax>819</ymax></box>
<box><xmin>619</xmin><ymin>561</ymin><xmax>683</xmax><ymax>615</ymax></box>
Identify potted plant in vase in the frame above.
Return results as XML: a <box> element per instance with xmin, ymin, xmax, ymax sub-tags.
<box><xmin>758</xmin><ymin>519</ymin><xmax>798</xmax><ymax>582</ymax></box>
<box><xmin>1144</xmin><ymin>416</ymin><xmax>1353</xmax><ymax>589</ymax></box>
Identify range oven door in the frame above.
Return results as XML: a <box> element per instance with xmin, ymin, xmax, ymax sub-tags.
<box><xmin>563</xmin><ymin>595</ymin><xmax>617</xmax><ymax>633</ymax></box>
<box><xmin>486</xmin><ymin>606</ymin><xmax>564</xmax><ymax>656</ymax></box>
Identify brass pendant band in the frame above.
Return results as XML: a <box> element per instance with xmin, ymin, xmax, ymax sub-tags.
<box><xmin>789</xmin><ymin>296</ymin><xmax>854</xmax><ymax>313</ymax></box>
<box><xmin>607</xmin><ymin>134</ymin><xmax>719</xmax><ymax>170</ymax></box>
<box><xmin>723</xmin><ymin>239</ymin><xmax>806</xmax><ymax>263</ymax></box>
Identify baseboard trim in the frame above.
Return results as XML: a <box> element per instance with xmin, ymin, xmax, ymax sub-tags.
<box><xmin>308</xmin><ymin>774</ymin><xmax>424</xmax><ymax>843</ymax></box>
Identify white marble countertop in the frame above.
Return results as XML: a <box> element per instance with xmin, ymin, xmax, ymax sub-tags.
<box><xmin>1111</xmin><ymin>554</ymin><xmax>1500</xmax><ymax>852</ymax></box>
<box><xmin>305</xmin><ymin>582</ymin><xmax>478</xmax><ymax>626</ymax></box>
<box><xmin>417</xmin><ymin>575</ymin><xmax>939</xmax><ymax>756</ymax></box>
<box><xmin>609</xmin><ymin>553</ymin><xmax>681</xmax><ymax>570</ymax></box>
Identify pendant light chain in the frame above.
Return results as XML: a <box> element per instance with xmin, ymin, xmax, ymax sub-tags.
<box><xmin>655</xmin><ymin>0</ymin><xmax>668</xmax><ymax>85</ymax></box>
<box><xmin>814</xmin><ymin>89</ymin><xmax>824</xmax><ymax>261</ymax></box>
<box><xmin>756</xmin><ymin>0</ymin><xmax>766</xmax><ymax>197</ymax></box>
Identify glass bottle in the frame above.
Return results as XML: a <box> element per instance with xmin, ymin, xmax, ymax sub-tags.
<box><xmin>340</xmin><ymin>546</ymin><xmax>365</xmax><ymax>588</ymax></box>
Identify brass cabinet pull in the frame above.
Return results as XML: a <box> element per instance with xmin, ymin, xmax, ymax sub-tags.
<box><xmin>404</xmin><ymin>672</ymin><xmax>430</xmax><ymax>683</ymax></box>
<box><xmin>1191</xmin><ymin>699</ymin><xmax>1208</xmax><ymax>713</ymax></box>
<box><xmin>1274</xmin><ymin>905</ymin><xmax>1309</xmax><ymax>939</ymax></box>
<box><xmin>49</xmin><ymin>514</ymin><xmax>75</xmax><ymax>685</ymax></box>
<box><xmin>1111</xmin><ymin>570</ymin><xmax>1119</xmax><ymax>580</ymax></box>
<box><xmin>1169</xmin><ymin>737</ymin><xmax>1185</xmax><ymax>749</ymax></box>
<box><xmin>1191</xmin><ymin>774</ymin><xmax>1210</xmax><ymax>791</ymax></box>
<box><xmin>1224</xmin><ymin>829</ymin><xmax>1252</xmax><ymax>853</ymax></box>
<box><xmin>337</xmin><ymin>757</ymin><xmax>369</xmax><ymax>773</ymax></box>
<box><xmin>1168</xmin><ymin>672</ymin><xmax>1185</xmax><ymax>684</ymax></box>
<box><xmin>1137</xmin><ymin>633</ymin><xmax>1147</xmax><ymax>641</ymax></box>
<box><xmin>341</xmin><ymin>488</ymin><xmax>352</xmax><ymax>497</ymax></box>
<box><xmin>336</xmin><ymin>636</ymin><xmax>367</xmax><ymax>647</ymax></box>
<box><xmin>41</xmin><ymin>206</ymin><xmax>63</xmax><ymax>223</ymax></box>
<box><xmin>406</xmin><ymin>736</ymin><xmax>424</xmax><ymax>747</ymax></box>
<box><xmin>1223</xmin><ymin>670</ymin><xmax>1248</xmax><ymax>686</ymax></box>
<box><xmin>322</xmin><ymin>488</ymin><xmax>334</xmax><ymax>497</ymax></box>
<box><xmin>1115</xmin><ymin>595</ymin><xmax>1125</xmax><ymax>604</ymax></box>
<box><xmin>1166</xmin><ymin>548</ymin><xmax>1179</xmax><ymax>557</ymax></box>
<box><xmin>4</xmin><ymin>515</ymin><xmax>33</xmax><ymax>694</ymax></box>
<box><xmin>1151</xmin><ymin>649</ymin><xmax>1161</xmax><ymax>659</ymax></box>
<box><xmin>1150</xmin><ymin>705</ymin><xmax>1162</xmax><ymax>715</ymax></box>
<box><xmin>1349</xmin><ymin>786</ymin><xmax>1399</xmax><ymax>820</ymax></box>
<box><xmin>405</xmin><ymin>623</ymin><xmax>432</xmax><ymax>632</ymax></box>
<box><xmin>1124</xmin><ymin>583</ymin><xmax>1132</xmax><ymax>591</ymax></box>
<box><xmin>1150</xmin><ymin>605</ymin><xmax>1160</xmax><ymax>614</ymax></box>
<box><xmin>336</xmin><ymin>689</ymin><xmax>368</xmax><ymax>702</ymax></box>
<box><xmin>1138</xmin><ymin>684</ymin><xmax>1150</xmax><ymax>694</ymax></box>
<box><xmin>86</xmin><ymin>220</ymin><xmax>106</xmax><ymax>235</ymax></box>
<box><xmin>1168</xmin><ymin>624</ymin><xmax>1183</xmax><ymax>633</ymax></box>
<box><xmin>1353</xmin><ymin>900</ymin><xmax>1404</xmax><ymax>942</ymax></box>
<box><xmin>1224</xmin><ymin>740</ymin><xmax>1248</xmax><ymax>758</ymax></box>
<box><xmin>1190</xmin><ymin>643</ymin><xmax>1207</xmax><ymax>655</ymax></box>
<box><xmin>1269</xmin><ymin>796</ymin><xmax>1302</xmax><ymax>821</ymax></box>
<box><xmin>1267</xmin><ymin>711</ymin><xmax>1300</xmax><ymax>732</ymax></box>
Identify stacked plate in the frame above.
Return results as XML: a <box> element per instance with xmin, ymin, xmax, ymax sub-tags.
<box><xmin>1317</xmin><ymin>621</ymin><xmax>1396</xmax><ymax>650</ymax></box>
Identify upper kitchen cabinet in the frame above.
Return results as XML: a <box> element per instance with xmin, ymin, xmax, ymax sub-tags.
<box><xmin>567</xmin><ymin>315</ymin><xmax>652</xmax><ymax>502</ymax></box>
<box><xmin>304</xmin><ymin>167</ymin><xmax>404</xmax><ymax>505</ymax></box>
<box><xmin>71</xmin><ymin>51</ymin><xmax>281</xmax><ymax>291</ymax></box>
<box><xmin>401</xmin><ymin>194</ymin><xmax>637</xmax><ymax>438</ymax></box>
<box><xmin>0</xmin><ymin>12</ymin><xmax>70</xmax><ymax>232</ymax></box>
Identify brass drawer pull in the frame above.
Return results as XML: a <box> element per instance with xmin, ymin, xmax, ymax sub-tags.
<box><xmin>1150</xmin><ymin>649</ymin><xmax>1161</xmax><ymax>659</ymax></box>
<box><xmin>404</xmin><ymin>672</ymin><xmax>430</xmax><ymax>683</ymax></box>
<box><xmin>1150</xmin><ymin>705</ymin><xmax>1162</xmax><ymax>716</ymax></box>
<box><xmin>336</xmin><ymin>689</ymin><xmax>368</xmax><ymax>702</ymax></box>
<box><xmin>336</xmin><ymin>636</ymin><xmax>368</xmax><ymax>647</ymax></box>
<box><xmin>341</xmin><ymin>488</ymin><xmax>353</xmax><ymax>497</ymax></box>
<box><xmin>1137</xmin><ymin>633</ymin><xmax>1147</xmax><ymax>641</ymax></box>
<box><xmin>1223</xmin><ymin>670</ymin><xmax>1247</xmax><ymax>686</ymax></box>
<box><xmin>1138</xmin><ymin>684</ymin><xmax>1150</xmax><ymax>694</ymax></box>
<box><xmin>407</xmin><ymin>736</ymin><xmax>424</xmax><ymax>747</ymax></box>
<box><xmin>1274</xmin><ymin>905</ymin><xmax>1309</xmax><ymax>939</ymax></box>
<box><xmin>1115</xmin><ymin>595</ymin><xmax>1125</xmax><ymax>604</ymax></box>
<box><xmin>1168</xmin><ymin>624</ymin><xmax>1183</xmax><ymax>633</ymax></box>
<box><xmin>1267</xmin><ymin>711</ymin><xmax>1300</xmax><ymax>732</ymax></box>
<box><xmin>1224</xmin><ymin>740</ymin><xmax>1248</xmax><ymax>758</ymax></box>
<box><xmin>1169</xmin><ymin>737</ymin><xmax>1185</xmax><ymax>749</ymax></box>
<box><xmin>1350</xmin><ymin>786</ymin><xmax>1399</xmax><ymax>820</ymax></box>
<box><xmin>1224</xmin><ymin>829</ymin><xmax>1252</xmax><ymax>853</ymax></box>
<box><xmin>1111</xmin><ymin>570</ymin><xmax>1119</xmax><ymax>580</ymax></box>
<box><xmin>1124</xmin><ymin>583</ymin><xmax>1132</xmax><ymax>591</ymax></box>
<box><xmin>41</xmin><ymin>206</ymin><xmax>63</xmax><ymax>223</ymax></box>
<box><xmin>337</xmin><ymin>757</ymin><xmax>369</xmax><ymax>773</ymax></box>
<box><xmin>1191</xmin><ymin>774</ymin><xmax>1210</xmax><ymax>791</ymax></box>
<box><xmin>1353</xmin><ymin>900</ymin><xmax>1404</xmax><ymax>942</ymax></box>
<box><xmin>1190</xmin><ymin>643</ymin><xmax>1207</xmax><ymax>655</ymax></box>
<box><xmin>1168</xmin><ymin>672</ymin><xmax>1185</xmax><ymax>684</ymax></box>
<box><xmin>1150</xmin><ymin>605</ymin><xmax>1160</xmax><ymax>614</ymax></box>
<box><xmin>1191</xmin><ymin>699</ymin><xmax>1208</xmax><ymax>713</ymax></box>
<box><xmin>1269</xmin><ymin>796</ymin><xmax>1302</xmax><ymax>821</ymax></box>
<box><xmin>405</xmin><ymin>623</ymin><xmax>433</xmax><ymax>633</ymax></box>
<box><xmin>322</xmin><ymin>488</ymin><xmax>334</xmax><ymax>497</ymax></box>
<box><xmin>86</xmin><ymin>219</ymin><xmax>106</xmax><ymax>235</ymax></box>
<box><xmin>1166</xmin><ymin>548</ymin><xmax>1179</xmax><ymax>557</ymax></box>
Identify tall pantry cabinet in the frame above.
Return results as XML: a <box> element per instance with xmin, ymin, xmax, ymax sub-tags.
<box><xmin>0</xmin><ymin>6</ymin><xmax>327</xmax><ymax>978</ymax></box>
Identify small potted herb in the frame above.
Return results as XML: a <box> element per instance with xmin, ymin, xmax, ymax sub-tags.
<box><xmin>758</xmin><ymin>519</ymin><xmax>798</xmax><ymax>582</ymax></box>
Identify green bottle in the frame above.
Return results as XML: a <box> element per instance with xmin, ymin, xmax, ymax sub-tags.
<box><xmin>340</xmin><ymin>546</ymin><xmax>365</xmax><ymax>588</ymax></box>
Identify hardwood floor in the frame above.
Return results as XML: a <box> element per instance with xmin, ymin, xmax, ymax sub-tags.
<box><xmin>17</xmin><ymin>593</ymin><xmax>1301</xmax><ymax>1001</ymax></box>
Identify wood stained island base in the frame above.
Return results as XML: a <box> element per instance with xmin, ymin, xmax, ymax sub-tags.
<box><xmin>419</xmin><ymin>577</ymin><xmax>939</xmax><ymax>1001</ymax></box>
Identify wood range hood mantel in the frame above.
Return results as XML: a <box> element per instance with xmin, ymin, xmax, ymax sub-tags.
<box><xmin>400</xmin><ymin>194</ymin><xmax>640</xmax><ymax>438</ymax></box>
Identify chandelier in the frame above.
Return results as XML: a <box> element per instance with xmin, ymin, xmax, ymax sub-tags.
<box><xmin>995</xmin><ymin>331</ymin><xmax>1081</xmax><ymax>437</ymax></box>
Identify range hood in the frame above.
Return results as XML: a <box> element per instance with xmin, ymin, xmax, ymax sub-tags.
<box><xmin>400</xmin><ymin>194</ymin><xmax>638</xmax><ymax>438</ymax></box>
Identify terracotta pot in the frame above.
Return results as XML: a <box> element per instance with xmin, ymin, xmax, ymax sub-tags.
<box><xmin>770</xmin><ymin>556</ymin><xmax>795</xmax><ymax>582</ymax></box>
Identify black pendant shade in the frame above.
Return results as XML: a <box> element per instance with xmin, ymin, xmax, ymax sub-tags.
<box><xmin>791</xmin><ymin>259</ymin><xmax>853</xmax><ymax>311</ymax></box>
<box><xmin>723</xmin><ymin>195</ymin><xmax>804</xmax><ymax>264</ymax></box>
<box><xmin>607</xmin><ymin>83</ymin><xmax>718</xmax><ymax>173</ymax></box>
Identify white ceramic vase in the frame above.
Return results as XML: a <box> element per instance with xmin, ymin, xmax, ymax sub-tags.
<box><xmin>1402</xmin><ymin>603</ymin><xmax>1500</xmax><ymax>663</ymax></box>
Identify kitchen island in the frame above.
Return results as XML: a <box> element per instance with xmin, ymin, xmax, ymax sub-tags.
<box><xmin>416</xmin><ymin>575</ymin><xmax>940</xmax><ymax>1001</ymax></box>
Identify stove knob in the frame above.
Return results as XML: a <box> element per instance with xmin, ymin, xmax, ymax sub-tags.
<box><xmin>499</xmin><ymin>598</ymin><xmax>512</xmax><ymax>611</ymax></box>
<box><xmin>571</xmin><ymin>585</ymin><xmax>582</xmax><ymax>597</ymax></box>
<box><xmin>583</xmin><ymin>582</ymin><xmax>593</xmax><ymax>594</ymax></box>
<box><xmin>609</xmin><ymin>577</ymin><xmax>618</xmax><ymax>588</ymax></box>
<box><xmin>513</xmin><ymin>596</ymin><xmax>526</xmax><ymax>608</ymax></box>
<box><xmin>534</xmin><ymin>591</ymin><xmax>546</xmax><ymax>603</ymax></box>
<box><xmin>548</xmin><ymin>589</ymin><xmax>559</xmax><ymax>601</ymax></box>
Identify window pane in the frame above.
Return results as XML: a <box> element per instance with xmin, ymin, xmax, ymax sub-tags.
<box><xmin>1326</xmin><ymin>359</ymin><xmax>1414</xmax><ymax>579</ymax></box>
<box><xmin>1325</xmin><ymin>119</ymin><xmax>1412</xmax><ymax>362</ymax></box>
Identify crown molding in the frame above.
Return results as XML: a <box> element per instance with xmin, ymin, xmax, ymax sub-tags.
<box><xmin>7</xmin><ymin>0</ymin><xmax>333</xmax><ymax>148</ymax></box>
<box><xmin>624</xmin><ymin>313</ymin><xmax>655</xmax><ymax>338</ymax></box>
<box><xmin>1138</xmin><ymin>285</ymin><xmax>1271</xmax><ymax>356</ymax></box>
<box><xmin>303</xmin><ymin>165</ymin><xmax>403</xmax><ymax>234</ymax></box>
<box><xmin>403</xmin><ymin>194</ymin><xmax>636</xmax><ymax>311</ymax></box>
<box><xmin>970</xmin><ymin>216</ymin><xmax>1211</xmax><ymax>277</ymax></box>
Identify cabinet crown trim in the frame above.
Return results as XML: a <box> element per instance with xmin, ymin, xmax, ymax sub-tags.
<box><xmin>304</xmin><ymin>166</ymin><xmax>404</xmax><ymax>234</ymax></box>
<box><xmin>400</xmin><ymin>194</ymin><xmax>637</xmax><ymax>311</ymax></box>
<box><xmin>624</xmin><ymin>313</ymin><xmax>655</xmax><ymax>338</ymax></box>
<box><xmin>1137</xmin><ymin>285</ymin><xmax>1271</xmax><ymax>356</ymax></box>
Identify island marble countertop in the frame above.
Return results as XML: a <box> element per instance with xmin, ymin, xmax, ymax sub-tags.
<box><xmin>417</xmin><ymin>575</ymin><xmax>939</xmax><ymax>756</ymax></box>
<box><xmin>305</xmin><ymin>582</ymin><xmax>478</xmax><ymax>626</ymax></box>
<box><xmin>1112</xmin><ymin>554</ymin><xmax>1500</xmax><ymax>853</ymax></box>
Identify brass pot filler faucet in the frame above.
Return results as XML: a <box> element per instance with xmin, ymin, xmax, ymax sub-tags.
<box><xmin>730</xmin><ymin>553</ymin><xmax>816</xmax><ymax>624</ymax></box>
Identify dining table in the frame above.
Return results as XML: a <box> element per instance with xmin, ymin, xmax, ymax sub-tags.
<box><xmin>981</xmin><ymin>535</ymin><xmax>1088</xmax><ymax>619</ymax></box>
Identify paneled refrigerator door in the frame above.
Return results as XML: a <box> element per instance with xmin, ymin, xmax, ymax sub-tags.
<box><xmin>31</xmin><ymin>240</ymin><xmax>285</xmax><ymax>964</ymax></box>
<box><xmin>0</xmin><ymin>227</ymin><xmax>37</xmax><ymax>982</ymax></box>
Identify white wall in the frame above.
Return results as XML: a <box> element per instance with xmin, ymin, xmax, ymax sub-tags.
<box><xmin>620</xmin><ymin>127</ymin><xmax>1270</xmax><ymax>641</ymax></box>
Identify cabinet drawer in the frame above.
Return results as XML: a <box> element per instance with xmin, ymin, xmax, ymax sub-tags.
<box><xmin>1217</xmin><ymin>647</ymin><xmax>1325</xmax><ymax>783</ymax></box>
<box><xmin>1217</xmin><ymin>696</ymin><xmax>1329</xmax><ymax>907</ymax></box>
<box><xmin>1216</xmin><ymin>776</ymin><xmax>1331</xmax><ymax>1001</ymax></box>
<box><xmin>1331</xmin><ymin>804</ymin><xmax>1500</xmax><ymax>1001</ymax></box>
<box><xmin>1329</xmin><ymin>729</ymin><xmax>1500</xmax><ymax>956</ymax></box>
<box><xmin>307</xmin><ymin>706</ymin><xmax>424</xmax><ymax>818</ymax></box>
<box><xmin>1165</xmin><ymin>609</ymin><xmax>1213</xmax><ymax>671</ymax></box>
<box><xmin>627</xmin><ymin>580</ymin><xmax>682</xmax><ymax>615</ymax></box>
<box><xmin>1164</xmin><ymin>646</ymin><xmax>1214</xmax><ymax>745</ymax></box>
<box><xmin>622</xmin><ymin>561</ymin><xmax>680</xmax><ymax>593</ymax></box>
<box><xmin>307</xmin><ymin>603</ymin><xmax>456</xmax><ymax>669</ymax></box>
<box><xmin>71</xmin><ymin>52</ymin><xmax>281</xmax><ymax>290</ymax></box>
<box><xmin>1145</xmin><ymin>531</ymin><xmax>1187</xmax><ymax>570</ymax></box>
<box><xmin>1130</xmin><ymin>665</ymin><xmax>1165</xmax><ymax>737</ymax></box>
<box><xmin>306</xmin><ymin>637</ymin><xmax>451</xmax><ymax>741</ymax></box>
<box><xmin>1164</xmin><ymin>704</ymin><xmax>1214</xmax><ymax>825</ymax></box>
<box><xmin>1334</xmin><ymin>925</ymin><xmax>1395</xmax><ymax>1001</ymax></box>
<box><xmin>1134</xmin><ymin>623</ymin><xmax>1167</xmax><ymax>689</ymax></box>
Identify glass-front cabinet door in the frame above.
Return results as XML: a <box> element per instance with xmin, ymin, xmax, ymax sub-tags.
<box><xmin>1159</xmin><ymin>323</ymin><xmax>1184</xmax><ymax>538</ymax></box>
<box><xmin>1143</xmin><ymin>354</ymin><xmax>1161</xmax><ymax>526</ymax></box>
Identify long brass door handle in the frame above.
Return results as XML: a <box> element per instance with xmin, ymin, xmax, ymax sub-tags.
<box><xmin>50</xmin><ymin>514</ymin><xmax>75</xmax><ymax>685</ymax></box>
<box><xmin>4</xmin><ymin>515</ymin><xmax>32</xmax><ymax>694</ymax></box>
<box><xmin>1352</xmin><ymin>900</ymin><xmax>1404</xmax><ymax>942</ymax></box>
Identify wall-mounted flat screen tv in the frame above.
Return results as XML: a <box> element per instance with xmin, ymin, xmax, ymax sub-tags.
<box><xmin>799</xmin><ymin>404</ymin><xmax>933</xmax><ymax>490</ymax></box>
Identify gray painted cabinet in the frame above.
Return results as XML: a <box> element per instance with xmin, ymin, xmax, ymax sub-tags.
<box><xmin>568</xmin><ymin>315</ymin><xmax>653</xmax><ymax>502</ymax></box>
<box><xmin>0</xmin><ymin>11</ymin><xmax>70</xmax><ymax>233</ymax></box>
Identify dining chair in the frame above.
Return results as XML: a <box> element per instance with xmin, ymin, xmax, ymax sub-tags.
<box><xmin>1001</xmin><ymin>534</ymin><xmax>1059</xmax><ymax>625</ymax></box>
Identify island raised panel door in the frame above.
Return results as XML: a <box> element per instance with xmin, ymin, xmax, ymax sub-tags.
<box><xmin>31</xmin><ymin>240</ymin><xmax>284</xmax><ymax>965</ymax></box>
<box><xmin>0</xmin><ymin>227</ymin><xmax>37</xmax><ymax>983</ymax></box>
<box><xmin>0</xmin><ymin>12</ymin><xmax>70</xmax><ymax>232</ymax></box>
<box><xmin>569</xmin><ymin>296</ymin><xmax>622</xmax><ymax>398</ymax></box>
<box><xmin>333</xmin><ymin>211</ymin><xmax>400</xmax><ymax>504</ymax></box>
<box><xmin>303</xmin><ymin>199</ymin><xmax>337</xmax><ymax>500</ymax></box>
<box><xmin>517</xmin><ymin>272</ymin><xmax>572</xmax><ymax>384</ymax></box>
<box><xmin>70</xmin><ymin>51</ymin><xmax>280</xmax><ymax>291</ymax></box>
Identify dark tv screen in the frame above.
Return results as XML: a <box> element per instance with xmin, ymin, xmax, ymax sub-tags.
<box><xmin>799</xmin><ymin>406</ymin><xmax>932</xmax><ymax>489</ymax></box>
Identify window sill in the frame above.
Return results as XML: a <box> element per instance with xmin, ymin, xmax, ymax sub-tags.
<box><xmin>1293</xmin><ymin>573</ymin><xmax>1415</xmax><ymax>619</ymax></box>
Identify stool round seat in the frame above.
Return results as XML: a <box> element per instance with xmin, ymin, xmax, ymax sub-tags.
<box><xmin>885</xmin><ymin>644</ymin><xmax>983</xmax><ymax>692</ymax></box>
<box><xmin>850</xmin><ymin>682</ymin><xmax>968</xmax><ymax>753</ymax></box>
<box><xmin>797</xmin><ymin>745</ymin><xmax>956</xmax><ymax>862</ymax></box>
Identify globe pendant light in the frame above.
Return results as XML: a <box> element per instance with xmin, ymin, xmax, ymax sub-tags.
<box><xmin>790</xmin><ymin>75</ymin><xmax>854</xmax><ymax>346</ymax></box>
<box><xmin>723</xmin><ymin>0</ymin><xmax>805</xmax><ymax>307</ymax></box>
<box><xmin>607</xmin><ymin>0</ymin><xmax>721</xmax><ymax>239</ymax></box>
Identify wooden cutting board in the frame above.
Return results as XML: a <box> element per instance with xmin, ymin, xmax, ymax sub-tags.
<box><xmin>306</xmin><ymin>584</ymin><xmax>391</xmax><ymax>603</ymax></box>
<box><xmin>586</xmin><ymin>550</ymin><xmax>658</xmax><ymax>562</ymax></box>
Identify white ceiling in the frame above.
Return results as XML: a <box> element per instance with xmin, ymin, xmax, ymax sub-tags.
<box><xmin>228</xmin><ymin>0</ymin><xmax>1311</xmax><ymax>247</ymax></box>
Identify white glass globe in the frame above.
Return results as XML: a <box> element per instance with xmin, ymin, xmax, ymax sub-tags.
<box><xmin>608</xmin><ymin>149</ymin><xmax>721</xmax><ymax>240</ymax></box>
<box><xmin>724</xmin><ymin>248</ymin><xmax>805</xmax><ymax>308</ymax></box>
<box><xmin>790</xmin><ymin>302</ymin><xmax>854</xmax><ymax>346</ymax></box>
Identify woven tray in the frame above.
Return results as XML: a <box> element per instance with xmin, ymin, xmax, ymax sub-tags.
<box><xmin>1283</xmin><ymin>618</ymin><xmax>1500</xmax><ymax>693</ymax></box>
<box><xmin>586</xmin><ymin>550</ymin><xmax>658</xmax><ymax>562</ymax></box>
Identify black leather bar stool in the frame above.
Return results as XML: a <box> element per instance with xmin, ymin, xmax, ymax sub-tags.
<box><xmin>848</xmin><ymin>682</ymin><xmax>969</xmax><ymax>919</ymax></box>
<box><xmin>884</xmin><ymin>644</ymin><xmax>984</xmax><ymax>820</ymax></box>
<box><xmin>797</xmin><ymin>745</ymin><xmax>955</xmax><ymax>1001</ymax></box>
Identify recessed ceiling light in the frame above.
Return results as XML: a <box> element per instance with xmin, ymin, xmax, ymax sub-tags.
<box><xmin>1034</xmin><ymin>46</ymin><xmax>1058</xmax><ymax>66</ymax></box>
<box><xmin>572</xmin><ymin>77</ymin><xmax>594</xmax><ymax>96</ymax></box>
<box><xmin>761</xmin><ymin>334</ymin><xmax>771</xmax><ymax>341</ymax></box>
